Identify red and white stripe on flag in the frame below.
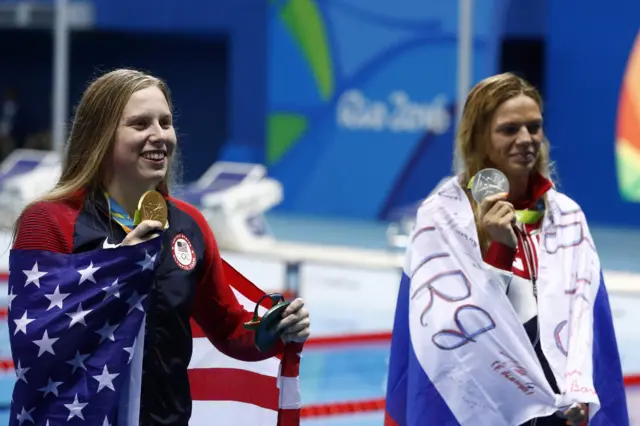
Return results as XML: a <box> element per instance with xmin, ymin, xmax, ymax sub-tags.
<box><xmin>188</xmin><ymin>260</ymin><xmax>302</xmax><ymax>426</ymax></box>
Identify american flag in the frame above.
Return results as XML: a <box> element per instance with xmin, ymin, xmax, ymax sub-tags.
<box><xmin>176</xmin><ymin>240</ymin><xmax>188</xmax><ymax>254</ymax></box>
<box><xmin>6</xmin><ymin>237</ymin><xmax>301</xmax><ymax>425</ymax></box>
<box><xmin>189</xmin><ymin>262</ymin><xmax>302</xmax><ymax>426</ymax></box>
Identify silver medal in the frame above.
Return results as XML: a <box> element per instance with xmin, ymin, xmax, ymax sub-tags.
<box><xmin>470</xmin><ymin>168</ymin><xmax>509</xmax><ymax>203</ymax></box>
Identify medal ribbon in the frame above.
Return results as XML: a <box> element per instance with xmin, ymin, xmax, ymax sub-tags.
<box><xmin>104</xmin><ymin>192</ymin><xmax>135</xmax><ymax>233</ymax></box>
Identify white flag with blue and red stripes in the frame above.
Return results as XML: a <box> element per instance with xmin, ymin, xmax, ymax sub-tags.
<box><xmin>384</xmin><ymin>177</ymin><xmax>628</xmax><ymax>426</ymax></box>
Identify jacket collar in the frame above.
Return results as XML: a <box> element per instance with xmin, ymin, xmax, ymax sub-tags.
<box><xmin>512</xmin><ymin>172</ymin><xmax>552</xmax><ymax>210</ymax></box>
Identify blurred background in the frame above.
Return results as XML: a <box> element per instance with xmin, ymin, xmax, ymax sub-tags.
<box><xmin>0</xmin><ymin>0</ymin><xmax>638</xmax><ymax>424</ymax></box>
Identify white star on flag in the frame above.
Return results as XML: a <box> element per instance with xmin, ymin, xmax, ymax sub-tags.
<box><xmin>33</xmin><ymin>330</ymin><xmax>59</xmax><ymax>357</ymax></box>
<box><xmin>7</xmin><ymin>286</ymin><xmax>16</xmax><ymax>311</ymax></box>
<box><xmin>101</xmin><ymin>278</ymin><xmax>123</xmax><ymax>301</ymax></box>
<box><xmin>38</xmin><ymin>377</ymin><xmax>64</xmax><ymax>397</ymax></box>
<box><xmin>77</xmin><ymin>262</ymin><xmax>100</xmax><ymax>285</ymax></box>
<box><xmin>66</xmin><ymin>351</ymin><xmax>90</xmax><ymax>374</ymax></box>
<box><xmin>123</xmin><ymin>339</ymin><xmax>136</xmax><ymax>364</ymax></box>
<box><xmin>13</xmin><ymin>311</ymin><xmax>35</xmax><ymax>336</ymax></box>
<box><xmin>23</xmin><ymin>262</ymin><xmax>47</xmax><ymax>288</ymax></box>
<box><xmin>44</xmin><ymin>285</ymin><xmax>70</xmax><ymax>310</ymax></box>
<box><xmin>66</xmin><ymin>303</ymin><xmax>93</xmax><ymax>328</ymax></box>
<box><xmin>95</xmin><ymin>321</ymin><xmax>118</xmax><ymax>343</ymax></box>
<box><xmin>64</xmin><ymin>394</ymin><xmax>88</xmax><ymax>421</ymax></box>
<box><xmin>127</xmin><ymin>291</ymin><xmax>147</xmax><ymax>314</ymax></box>
<box><xmin>14</xmin><ymin>360</ymin><xmax>29</xmax><ymax>384</ymax></box>
<box><xmin>16</xmin><ymin>406</ymin><xmax>34</xmax><ymax>425</ymax></box>
<box><xmin>137</xmin><ymin>251</ymin><xmax>157</xmax><ymax>271</ymax></box>
<box><xmin>92</xmin><ymin>365</ymin><xmax>119</xmax><ymax>392</ymax></box>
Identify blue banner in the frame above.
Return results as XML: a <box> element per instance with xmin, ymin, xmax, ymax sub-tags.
<box><xmin>265</xmin><ymin>0</ymin><xmax>507</xmax><ymax>219</ymax></box>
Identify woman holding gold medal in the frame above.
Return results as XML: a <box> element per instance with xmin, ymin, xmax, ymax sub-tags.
<box><xmin>8</xmin><ymin>69</ymin><xmax>310</xmax><ymax>425</ymax></box>
<box><xmin>384</xmin><ymin>73</ymin><xmax>627</xmax><ymax>426</ymax></box>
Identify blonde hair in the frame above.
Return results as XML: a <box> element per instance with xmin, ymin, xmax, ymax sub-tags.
<box><xmin>14</xmin><ymin>69</ymin><xmax>179</xmax><ymax>232</ymax></box>
<box><xmin>454</xmin><ymin>72</ymin><xmax>553</xmax><ymax>252</ymax></box>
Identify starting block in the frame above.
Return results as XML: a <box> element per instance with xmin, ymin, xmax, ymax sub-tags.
<box><xmin>179</xmin><ymin>162</ymin><xmax>283</xmax><ymax>251</ymax></box>
<box><xmin>0</xmin><ymin>149</ymin><xmax>61</xmax><ymax>227</ymax></box>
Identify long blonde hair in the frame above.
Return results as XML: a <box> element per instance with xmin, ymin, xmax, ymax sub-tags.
<box><xmin>454</xmin><ymin>72</ymin><xmax>553</xmax><ymax>252</ymax></box>
<box><xmin>14</xmin><ymin>69</ymin><xmax>179</xmax><ymax>231</ymax></box>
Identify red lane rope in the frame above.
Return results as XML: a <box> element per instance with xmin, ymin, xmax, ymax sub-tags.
<box><xmin>301</xmin><ymin>398</ymin><xmax>386</xmax><ymax>418</ymax></box>
<box><xmin>304</xmin><ymin>331</ymin><xmax>392</xmax><ymax>347</ymax></box>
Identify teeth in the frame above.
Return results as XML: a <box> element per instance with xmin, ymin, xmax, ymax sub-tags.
<box><xmin>142</xmin><ymin>151</ymin><xmax>165</xmax><ymax>161</ymax></box>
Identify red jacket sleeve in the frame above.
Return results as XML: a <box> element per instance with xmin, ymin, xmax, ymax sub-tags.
<box><xmin>174</xmin><ymin>199</ymin><xmax>284</xmax><ymax>361</ymax></box>
<box><xmin>13</xmin><ymin>201</ymin><xmax>76</xmax><ymax>253</ymax></box>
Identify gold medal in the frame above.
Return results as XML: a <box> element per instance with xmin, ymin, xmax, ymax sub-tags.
<box><xmin>137</xmin><ymin>190</ymin><xmax>168</xmax><ymax>228</ymax></box>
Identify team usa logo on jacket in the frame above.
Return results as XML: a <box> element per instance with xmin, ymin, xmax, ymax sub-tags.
<box><xmin>172</xmin><ymin>233</ymin><xmax>196</xmax><ymax>270</ymax></box>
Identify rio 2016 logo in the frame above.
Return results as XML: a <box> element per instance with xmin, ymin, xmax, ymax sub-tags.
<box><xmin>335</xmin><ymin>90</ymin><xmax>452</xmax><ymax>134</ymax></box>
<box><xmin>616</xmin><ymin>31</ymin><xmax>640</xmax><ymax>202</ymax></box>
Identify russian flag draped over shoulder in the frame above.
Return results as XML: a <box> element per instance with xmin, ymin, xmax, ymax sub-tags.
<box><xmin>384</xmin><ymin>178</ymin><xmax>628</xmax><ymax>426</ymax></box>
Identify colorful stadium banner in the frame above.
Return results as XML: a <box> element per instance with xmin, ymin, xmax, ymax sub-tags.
<box><xmin>545</xmin><ymin>0</ymin><xmax>640</xmax><ymax>226</ymax></box>
<box><xmin>616</xmin><ymin>31</ymin><xmax>640</xmax><ymax>203</ymax></box>
<box><xmin>265</xmin><ymin>0</ymin><xmax>507</xmax><ymax>219</ymax></box>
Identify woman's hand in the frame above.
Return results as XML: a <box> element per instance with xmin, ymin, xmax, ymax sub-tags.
<box><xmin>563</xmin><ymin>403</ymin><xmax>588</xmax><ymax>425</ymax></box>
<box><xmin>121</xmin><ymin>220</ymin><xmax>163</xmax><ymax>246</ymax></box>
<box><xmin>273</xmin><ymin>298</ymin><xmax>310</xmax><ymax>344</ymax></box>
<box><xmin>478</xmin><ymin>192</ymin><xmax>517</xmax><ymax>248</ymax></box>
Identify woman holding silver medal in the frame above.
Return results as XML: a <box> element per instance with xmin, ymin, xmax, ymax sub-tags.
<box><xmin>9</xmin><ymin>69</ymin><xmax>311</xmax><ymax>425</ymax></box>
<box><xmin>460</xmin><ymin>74</ymin><xmax>626</xmax><ymax>425</ymax></box>
<box><xmin>385</xmin><ymin>72</ymin><xmax>627</xmax><ymax>426</ymax></box>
